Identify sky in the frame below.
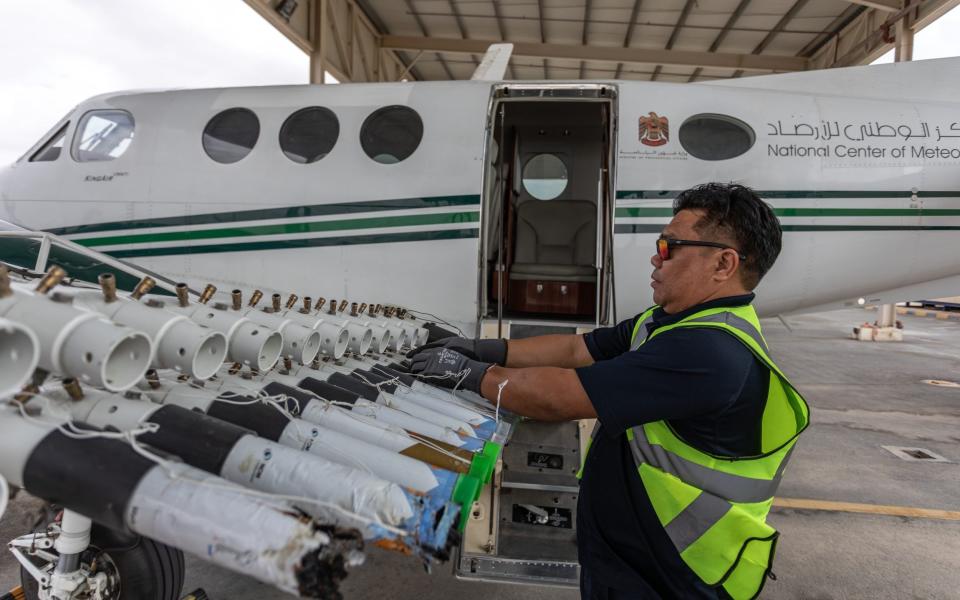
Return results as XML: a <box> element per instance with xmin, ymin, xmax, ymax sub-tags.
<box><xmin>0</xmin><ymin>1</ymin><xmax>957</xmax><ymax>165</ymax></box>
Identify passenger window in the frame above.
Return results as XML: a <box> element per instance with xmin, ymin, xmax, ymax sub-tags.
<box><xmin>71</xmin><ymin>110</ymin><xmax>135</xmax><ymax>162</ymax></box>
<box><xmin>678</xmin><ymin>114</ymin><xmax>755</xmax><ymax>161</ymax></box>
<box><xmin>203</xmin><ymin>108</ymin><xmax>260</xmax><ymax>164</ymax></box>
<box><xmin>30</xmin><ymin>122</ymin><xmax>69</xmax><ymax>162</ymax></box>
<box><xmin>522</xmin><ymin>154</ymin><xmax>568</xmax><ymax>201</ymax></box>
<box><xmin>360</xmin><ymin>105</ymin><xmax>423</xmax><ymax>164</ymax></box>
<box><xmin>279</xmin><ymin>107</ymin><xmax>339</xmax><ymax>164</ymax></box>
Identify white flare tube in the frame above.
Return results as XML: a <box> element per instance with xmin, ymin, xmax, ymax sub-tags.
<box><xmin>74</xmin><ymin>293</ymin><xmax>227</xmax><ymax>380</ymax></box>
<box><xmin>0</xmin><ymin>473</ymin><xmax>7</xmax><ymax>520</ymax></box>
<box><xmin>47</xmin><ymin>390</ymin><xmax>415</xmax><ymax>534</ymax></box>
<box><xmin>287</xmin><ymin>363</ymin><xmax>479</xmax><ymax>437</ymax></box>
<box><xmin>389</xmin><ymin>385</ymin><xmax>494</xmax><ymax>427</ymax></box>
<box><xmin>237</xmin><ymin>308</ymin><xmax>321</xmax><ymax>366</ymax></box>
<box><xmin>0</xmin><ymin>317</ymin><xmax>40</xmax><ymax>399</ymax></box>
<box><xmin>279</xmin><ymin>310</ymin><xmax>350</xmax><ymax>360</ymax></box>
<box><xmin>367</xmin><ymin>316</ymin><xmax>409</xmax><ymax>352</ymax></box>
<box><xmin>277</xmin><ymin>420</ymin><xmax>442</xmax><ymax>494</ymax></box>
<box><xmin>177</xmin><ymin>304</ymin><xmax>282</xmax><ymax>371</ymax></box>
<box><xmin>260</xmin><ymin>371</ymin><xmax>472</xmax><ymax>448</ymax></box>
<box><xmin>301</xmin><ymin>312</ymin><xmax>373</xmax><ymax>356</ymax></box>
<box><xmin>0</xmin><ymin>290</ymin><xmax>152</xmax><ymax>392</ymax></box>
<box><xmin>126</xmin><ymin>464</ymin><xmax>361</xmax><ymax>595</ymax></box>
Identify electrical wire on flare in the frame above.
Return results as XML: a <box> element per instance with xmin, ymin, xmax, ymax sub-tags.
<box><xmin>12</xmin><ymin>389</ymin><xmax>411</xmax><ymax>537</ymax></box>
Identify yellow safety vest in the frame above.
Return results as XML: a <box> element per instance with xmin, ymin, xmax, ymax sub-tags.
<box><xmin>578</xmin><ymin>304</ymin><xmax>809</xmax><ymax>600</ymax></box>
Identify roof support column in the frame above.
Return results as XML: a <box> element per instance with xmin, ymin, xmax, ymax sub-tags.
<box><xmin>310</xmin><ymin>0</ymin><xmax>328</xmax><ymax>83</ymax></box>
<box><xmin>894</xmin><ymin>2</ymin><xmax>914</xmax><ymax>62</ymax></box>
<box><xmin>875</xmin><ymin>2</ymin><xmax>913</xmax><ymax>330</ymax></box>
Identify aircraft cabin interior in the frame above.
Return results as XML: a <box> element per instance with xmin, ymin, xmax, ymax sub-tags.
<box><xmin>482</xmin><ymin>96</ymin><xmax>614</xmax><ymax>327</ymax></box>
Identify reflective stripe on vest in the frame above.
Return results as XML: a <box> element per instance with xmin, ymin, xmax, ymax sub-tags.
<box><xmin>580</xmin><ymin>303</ymin><xmax>809</xmax><ymax>600</ymax></box>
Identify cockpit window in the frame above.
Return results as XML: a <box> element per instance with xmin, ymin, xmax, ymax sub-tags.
<box><xmin>71</xmin><ymin>110</ymin><xmax>136</xmax><ymax>162</ymax></box>
<box><xmin>280</xmin><ymin>107</ymin><xmax>339</xmax><ymax>164</ymax></box>
<box><xmin>30</xmin><ymin>122</ymin><xmax>70</xmax><ymax>162</ymax></box>
<box><xmin>203</xmin><ymin>108</ymin><xmax>260</xmax><ymax>164</ymax></box>
<box><xmin>360</xmin><ymin>105</ymin><xmax>423</xmax><ymax>164</ymax></box>
<box><xmin>678</xmin><ymin>114</ymin><xmax>755</xmax><ymax>161</ymax></box>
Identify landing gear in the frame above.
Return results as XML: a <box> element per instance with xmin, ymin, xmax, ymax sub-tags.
<box><xmin>12</xmin><ymin>508</ymin><xmax>184</xmax><ymax>600</ymax></box>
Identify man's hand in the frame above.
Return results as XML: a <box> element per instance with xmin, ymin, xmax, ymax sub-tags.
<box><xmin>407</xmin><ymin>347</ymin><xmax>491</xmax><ymax>393</ymax></box>
<box><xmin>407</xmin><ymin>337</ymin><xmax>507</xmax><ymax>365</ymax></box>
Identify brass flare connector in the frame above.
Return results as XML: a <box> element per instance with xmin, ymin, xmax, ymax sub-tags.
<box><xmin>98</xmin><ymin>273</ymin><xmax>118</xmax><ymax>303</ymax></box>
<box><xmin>285</xmin><ymin>294</ymin><xmax>299</xmax><ymax>310</ymax></box>
<box><xmin>249</xmin><ymin>290</ymin><xmax>263</xmax><ymax>307</ymax></box>
<box><xmin>272</xmin><ymin>293</ymin><xmax>282</xmax><ymax>312</ymax></box>
<box><xmin>314</xmin><ymin>298</ymin><xmax>327</xmax><ymax>313</ymax></box>
<box><xmin>199</xmin><ymin>284</ymin><xmax>217</xmax><ymax>305</ymax></box>
<box><xmin>145</xmin><ymin>369</ymin><xmax>162</xmax><ymax>389</ymax></box>
<box><xmin>175</xmin><ymin>283</ymin><xmax>190</xmax><ymax>307</ymax></box>
<box><xmin>35</xmin><ymin>266</ymin><xmax>66</xmax><ymax>295</ymax></box>
<box><xmin>130</xmin><ymin>276</ymin><xmax>156</xmax><ymax>301</ymax></box>
<box><xmin>231</xmin><ymin>289</ymin><xmax>243</xmax><ymax>311</ymax></box>
<box><xmin>62</xmin><ymin>378</ymin><xmax>84</xmax><ymax>401</ymax></box>
<box><xmin>0</xmin><ymin>265</ymin><xmax>11</xmax><ymax>299</ymax></box>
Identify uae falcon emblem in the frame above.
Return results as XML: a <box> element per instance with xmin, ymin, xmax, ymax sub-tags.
<box><xmin>639</xmin><ymin>112</ymin><xmax>669</xmax><ymax>146</ymax></box>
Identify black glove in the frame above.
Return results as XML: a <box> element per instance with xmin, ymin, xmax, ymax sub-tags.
<box><xmin>407</xmin><ymin>347</ymin><xmax>491</xmax><ymax>394</ymax></box>
<box><xmin>407</xmin><ymin>337</ymin><xmax>507</xmax><ymax>365</ymax></box>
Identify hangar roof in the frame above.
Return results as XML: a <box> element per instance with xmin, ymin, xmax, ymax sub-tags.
<box><xmin>245</xmin><ymin>0</ymin><xmax>960</xmax><ymax>82</ymax></box>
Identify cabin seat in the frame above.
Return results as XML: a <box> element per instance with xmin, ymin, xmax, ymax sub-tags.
<box><xmin>509</xmin><ymin>199</ymin><xmax>597</xmax><ymax>283</ymax></box>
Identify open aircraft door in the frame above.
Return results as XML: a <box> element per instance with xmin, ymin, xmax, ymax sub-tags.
<box><xmin>458</xmin><ymin>84</ymin><xmax>618</xmax><ymax>587</ymax></box>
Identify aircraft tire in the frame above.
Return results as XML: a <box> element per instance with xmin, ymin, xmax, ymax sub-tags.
<box><xmin>20</xmin><ymin>522</ymin><xmax>185</xmax><ymax>600</ymax></box>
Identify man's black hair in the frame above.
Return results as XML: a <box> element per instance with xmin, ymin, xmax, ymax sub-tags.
<box><xmin>673</xmin><ymin>183</ymin><xmax>782</xmax><ymax>289</ymax></box>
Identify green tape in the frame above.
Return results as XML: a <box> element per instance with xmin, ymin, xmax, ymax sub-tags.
<box><xmin>452</xmin><ymin>474</ymin><xmax>483</xmax><ymax>532</ymax></box>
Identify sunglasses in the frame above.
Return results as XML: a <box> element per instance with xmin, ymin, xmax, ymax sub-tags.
<box><xmin>657</xmin><ymin>237</ymin><xmax>747</xmax><ymax>261</ymax></box>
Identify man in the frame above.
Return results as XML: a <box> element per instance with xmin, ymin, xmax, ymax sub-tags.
<box><xmin>408</xmin><ymin>183</ymin><xmax>809</xmax><ymax>600</ymax></box>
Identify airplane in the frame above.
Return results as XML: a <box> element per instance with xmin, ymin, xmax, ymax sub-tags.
<box><xmin>2</xmin><ymin>50</ymin><xmax>958</xmax><ymax>337</ymax></box>
<box><xmin>1</xmin><ymin>46</ymin><xmax>959</xmax><ymax>599</ymax></box>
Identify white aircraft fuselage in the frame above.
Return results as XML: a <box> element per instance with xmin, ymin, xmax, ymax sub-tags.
<box><xmin>2</xmin><ymin>57</ymin><xmax>959</xmax><ymax>332</ymax></box>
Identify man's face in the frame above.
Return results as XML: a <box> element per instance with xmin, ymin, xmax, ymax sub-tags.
<box><xmin>650</xmin><ymin>209</ymin><xmax>728</xmax><ymax>313</ymax></box>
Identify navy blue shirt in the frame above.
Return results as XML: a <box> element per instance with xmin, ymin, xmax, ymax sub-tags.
<box><xmin>574</xmin><ymin>294</ymin><xmax>769</xmax><ymax>599</ymax></box>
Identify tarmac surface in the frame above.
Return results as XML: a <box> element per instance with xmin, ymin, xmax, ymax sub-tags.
<box><xmin>2</xmin><ymin>307</ymin><xmax>959</xmax><ymax>599</ymax></box>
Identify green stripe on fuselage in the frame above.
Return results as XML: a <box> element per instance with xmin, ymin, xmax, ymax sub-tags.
<box><xmin>75</xmin><ymin>211</ymin><xmax>480</xmax><ymax>248</ymax></box>
<box><xmin>615</xmin><ymin>207</ymin><xmax>960</xmax><ymax>218</ymax></box>
<box><xmin>47</xmin><ymin>194</ymin><xmax>482</xmax><ymax>237</ymax></box>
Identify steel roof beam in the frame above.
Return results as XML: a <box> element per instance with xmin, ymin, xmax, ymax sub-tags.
<box><xmin>490</xmin><ymin>0</ymin><xmax>516</xmax><ymax>80</ymax></box>
<box><xmin>652</xmin><ymin>0</ymin><xmax>695</xmax><ymax>81</ymax></box>
<box><xmin>380</xmin><ymin>35</ymin><xmax>809</xmax><ymax>72</ymax></box>
<box><xmin>615</xmin><ymin>0</ymin><xmax>644</xmax><ymax>79</ymax></box>
<box><xmin>579</xmin><ymin>0</ymin><xmax>593</xmax><ymax>79</ymax></box>
<box><xmin>731</xmin><ymin>0</ymin><xmax>810</xmax><ymax>77</ymax></box>
<box><xmin>403</xmin><ymin>0</ymin><xmax>455</xmax><ymax>80</ymax></box>
<box><xmin>689</xmin><ymin>0</ymin><xmax>752</xmax><ymax>82</ymax></box>
<box><xmin>843</xmin><ymin>0</ymin><xmax>900</xmax><ymax>11</ymax></box>
<box><xmin>537</xmin><ymin>0</ymin><xmax>549</xmax><ymax>79</ymax></box>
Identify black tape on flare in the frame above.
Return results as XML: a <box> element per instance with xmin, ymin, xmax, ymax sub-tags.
<box><xmin>208</xmin><ymin>395</ymin><xmax>290</xmax><ymax>442</ymax></box>
<box><xmin>261</xmin><ymin>382</ymin><xmax>315</xmax><ymax>415</ymax></box>
<box><xmin>23</xmin><ymin>429</ymin><xmax>156</xmax><ymax>532</ymax></box>
<box><xmin>353</xmin><ymin>369</ymin><xmax>398</xmax><ymax>394</ymax></box>
<box><xmin>424</xmin><ymin>323</ymin><xmax>458</xmax><ymax>343</ymax></box>
<box><xmin>327</xmin><ymin>372</ymin><xmax>379</xmax><ymax>401</ymax></box>
<box><xmin>371</xmin><ymin>364</ymin><xmax>417</xmax><ymax>387</ymax></box>
<box><xmin>296</xmin><ymin>377</ymin><xmax>360</xmax><ymax>406</ymax></box>
<box><xmin>140</xmin><ymin>405</ymin><xmax>250</xmax><ymax>475</ymax></box>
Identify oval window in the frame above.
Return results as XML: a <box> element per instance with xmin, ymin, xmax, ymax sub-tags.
<box><xmin>678</xmin><ymin>114</ymin><xmax>755</xmax><ymax>161</ymax></box>
<box><xmin>203</xmin><ymin>108</ymin><xmax>260</xmax><ymax>164</ymax></box>
<box><xmin>360</xmin><ymin>105</ymin><xmax>423</xmax><ymax>164</ymax></box>
<box><xmin>280</xmin><ymin>107</ymin><xmax>339</xmax><ymax>164</ymax></box>
<box><xmin>522</xmin><ymin>154</ymin><xmax>568</xmax><ymax>201</ymax></box>
<box><xmin>71</xmin><ymin>110</ymin><xmax>135</xmax><ymax>162</ymax></box>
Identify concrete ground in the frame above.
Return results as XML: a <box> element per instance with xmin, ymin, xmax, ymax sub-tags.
<box><xmin>2</xmin><ymin>307</ymin><xmax>959</xmax><ymax>599</ymax></box>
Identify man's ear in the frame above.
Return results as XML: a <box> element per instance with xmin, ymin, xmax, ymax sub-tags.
<box><xmin>714</xmin><ymin>249</ymin><xmax>739</xmax><ymax>282</ymax></box>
